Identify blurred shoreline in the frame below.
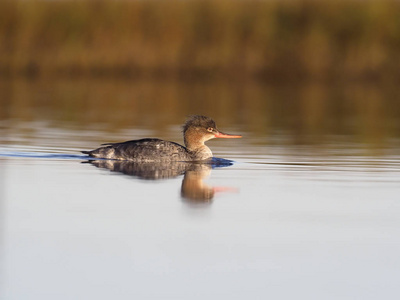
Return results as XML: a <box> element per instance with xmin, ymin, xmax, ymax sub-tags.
<box><xmin>1</xmin><ymin>0</ymin><xmax>400</xmax><ymax>82</ymax></box>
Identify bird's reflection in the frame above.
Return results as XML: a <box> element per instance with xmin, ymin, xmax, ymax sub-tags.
<box><xmin>85</xmin><ymin>159</ymin><xmax>236</xmax><ymax>204</ymax></box>
<box><xmin>180</xmin><ymin>163</ymin><xmax>214</xmax><ymax>203</ymax></box>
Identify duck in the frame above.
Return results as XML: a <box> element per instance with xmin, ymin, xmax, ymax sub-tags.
<box><xmin>82</xmin><ymin>115</ymin><xmax>242</xmax><ymax>162</ymax></box>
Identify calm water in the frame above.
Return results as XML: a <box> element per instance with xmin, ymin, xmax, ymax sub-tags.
<box><xmin>1</xmin><ymin>79</ymin><xmax>400</xmax><ymax>299</ymax></box>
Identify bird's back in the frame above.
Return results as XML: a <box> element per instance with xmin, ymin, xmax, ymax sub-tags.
<box><xmin>83</xmin><ymin>138</ymin><xmax>193</xmax><ymax>162</ymax></box>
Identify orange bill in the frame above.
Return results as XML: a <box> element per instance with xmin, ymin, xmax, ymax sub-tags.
<box><xmin>214</xmin><ymin>131</ymin><xmax>242</xmax><ymax>138</ymax></box>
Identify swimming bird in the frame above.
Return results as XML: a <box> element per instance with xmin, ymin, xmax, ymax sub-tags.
<box><xmin>82</xmin><ymin>115</ymin><xmax>241</xmax><ymax>162</ymax></box>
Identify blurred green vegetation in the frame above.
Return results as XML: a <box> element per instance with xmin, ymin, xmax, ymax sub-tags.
<box><xmin>1</xmin><ymin>0</ymin><xmax>400</xmax><ymax>81</ymax></box>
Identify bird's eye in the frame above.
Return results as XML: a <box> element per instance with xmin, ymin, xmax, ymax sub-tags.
<box><xmin>207</xmin><ymin>127</ymin><xmax>214</xmax><ymax>132</ymax></box>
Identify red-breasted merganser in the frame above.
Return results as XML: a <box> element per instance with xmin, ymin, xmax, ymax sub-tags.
<box><xmin>82</xmin><ymin>115</ymin><xmax>241</xmax><ymax>162</ymax></box>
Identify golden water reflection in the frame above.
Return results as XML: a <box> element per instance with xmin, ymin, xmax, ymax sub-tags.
<box><xmin>1</xmin><ymin>78</ymin><xmax>399</xmax><ymax>152</ymax></box>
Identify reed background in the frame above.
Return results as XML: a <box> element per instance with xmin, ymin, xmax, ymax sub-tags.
<box><xmin>1</xmin><ymin>0</ymin><xmax>400</xmax><ymax>82</ymax></box>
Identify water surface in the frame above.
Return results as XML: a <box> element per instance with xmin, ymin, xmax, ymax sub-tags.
<box><xmin>1</xmin><ymin>79</ymin><xmax>400</xmax><ymax>299</ymax></box>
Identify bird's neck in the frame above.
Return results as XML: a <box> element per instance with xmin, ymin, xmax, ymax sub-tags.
<box><xmin>184</xmin><ymin>129</ymin><xmax>213</xmax><ymax>160</ymax></box>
